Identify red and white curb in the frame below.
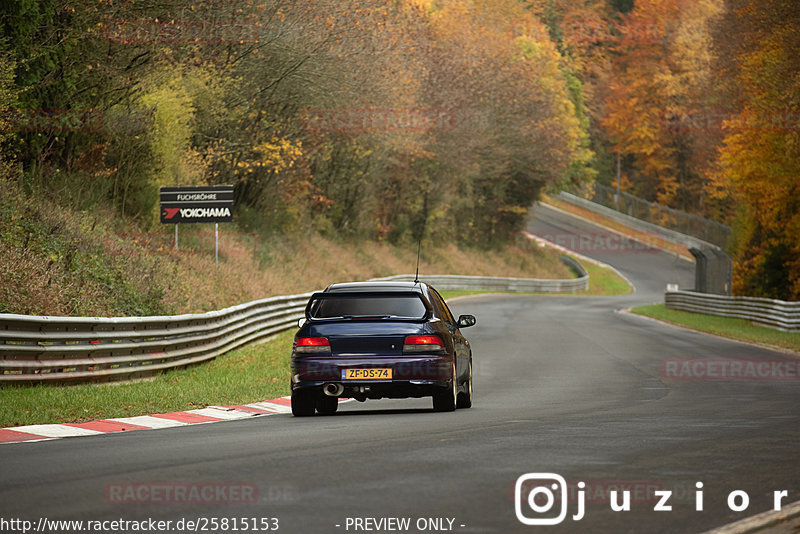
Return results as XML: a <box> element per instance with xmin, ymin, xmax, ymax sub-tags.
<box><xmin>0</xmin><ymin>396</ymin><xmax>300</xmax><ymax>445</ymax></box>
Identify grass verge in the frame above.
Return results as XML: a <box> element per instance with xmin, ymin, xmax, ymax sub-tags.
<box><xmin>631</xmin><ymin>304</ymin><xmax>800</xmax><ymax>352</ymax></box>
<box><xmin>0</xmin><ymin>331</ymin><xmax>294</xmax><ymax>428</ymax></box>
<box><xmin>573</xmin><ymin>256</ymin><xmax>632</xmax><ymax>296</ymax></box>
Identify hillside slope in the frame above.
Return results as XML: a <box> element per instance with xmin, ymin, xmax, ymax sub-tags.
<box><xmin>0</xmin><ymin>185</ymin><xmax>573</xmax><ymax>317</ymax></box>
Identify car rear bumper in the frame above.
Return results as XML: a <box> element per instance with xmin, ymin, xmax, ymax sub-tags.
<box><xmin>290</xmin><ymin>355</ymin><xmax>454</xmax><ymax>397</ymax></box>
<box><xmin>294</xmin><ymin>380</ymin><xmax>447</xmax><ymax>400</ymax></box>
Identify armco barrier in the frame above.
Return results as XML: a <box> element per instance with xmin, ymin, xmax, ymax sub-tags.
<box><xmin>0</xmin><ymin>292</ymin><xmax>312</xmax><ymax>383</ymax></box>
<box><xmin>0</xmin><ymin>263</ymin><xmax>587</xmax><ymax>383</ymax></box>
<box><xmin>378</xmin><ymin>258</ymin><xmax>588</xmax><ymax>293</ymax></box>
<box><xmin>665</xmin><ymin>290</ymin><xmax>800</xmax><ymax>332</ymax></box>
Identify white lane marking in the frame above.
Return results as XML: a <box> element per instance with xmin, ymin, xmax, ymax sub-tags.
<box><xmin>190</xmin><ymin>407</ymin><xmax>258</xmax><ymax>420</ymax></box>
<box><xmin>248</xmin><ymin>401</ymin><xmax>292</xmax><ymax>414</ymax></box>
<box><xmin>0</xmin><ymin>437</ymin><xmax>55</xmax><ymax>445</ymax></box>
<box><xmin>107</xmin><ymin>416</ymin><xmax>189</xmax><ymax>429</ymax></box>
<box><xmin>1</xmin><ymin>395</ymin><xmax>320</xmax><ymax>444</ymax></box>
<box><xmin>9</xmin><ymin>424</ymin><xmax>104</xmax><ymax>438</ymax></box>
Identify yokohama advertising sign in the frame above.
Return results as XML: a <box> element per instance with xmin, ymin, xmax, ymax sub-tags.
<box><xmin>160</xmin><ymin>186</ymin><xmax>234</xmax><ymax>224</ymax></box>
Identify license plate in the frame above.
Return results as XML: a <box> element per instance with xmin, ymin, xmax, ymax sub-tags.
<box><xmin>341</xmin><ymin>368</ymin><xmax>392</xmax><ymax>380</ymax></box>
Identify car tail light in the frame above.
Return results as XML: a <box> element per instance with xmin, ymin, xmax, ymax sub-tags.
<box><xmin>403</xmin><ymin>335</ymin><xmax>444</xmax><ymax>353</ymax></box>
<box><xmin>295</xmin><ymin>337</ymin><xmax>331</xmax><ymax>354</ymax></box>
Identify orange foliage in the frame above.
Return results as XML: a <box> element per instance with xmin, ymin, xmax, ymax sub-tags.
<box><xmin>710</xmin><ymin>1</ymin><xmax>800</xmax><ymax>299</ymax></box>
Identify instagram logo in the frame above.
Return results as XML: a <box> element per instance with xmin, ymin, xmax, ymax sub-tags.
<box><xmin>515</xmin><ymin>473</ymin><xmax>573</xmax><ymax>525</ymax></box>
<box><xmin>514</xmin><ymin>473</ymin><xmax>791</xmax><ymax>526</ymax></box>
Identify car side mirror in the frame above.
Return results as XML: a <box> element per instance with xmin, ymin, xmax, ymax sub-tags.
<box><xmin>457</xmin><ymin>314</ymin><xmax>476</xmax><ymax>328</ymax></box>
<box><xmin>297</xmin><ymin>318</ymin><xmax>306</xmax><ymax>328</ymax></box>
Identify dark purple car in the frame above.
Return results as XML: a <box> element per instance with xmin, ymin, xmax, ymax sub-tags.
<box><xmin>290</xmin><ymin>281</ymin><xmax>476</xmax><ymax>416</ymax></box>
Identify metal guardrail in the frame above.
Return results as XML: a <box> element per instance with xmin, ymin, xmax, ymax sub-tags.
<box><xmin>378</xmin><ymin>258</ymin><xmax>588</xmax><ymax>294</ymax></box>
<box><xmin>0</xmin><ymin>262</ymin><xmax>588</xmax><ymax>383</ymax></box>
<box><xmin>0</xmin><ymin>293</ymin><xmax>312</xmax><ymax>383</ymax></box>
<box><xmin>665</xmin><ymin>291</ymin><xmax>800</xmax><ymax>332</ymax></box>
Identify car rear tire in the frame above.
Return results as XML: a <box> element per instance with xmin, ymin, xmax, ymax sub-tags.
<box><xmin>457</xmin><ymin>360</ymin><xmax>473</xmax><ymax>409</ymax></box>
<box><xmin>316</xmin><ymin>395</ymin><xmax>338</xmax><ymax>415</ymax></box>
<box><xmin>291</xmin><ymin>388</ymin><xmax>316</xmax><ymax>417</ymax></box>
<box><xmin>433</xmin><ymin>364</ymin><xmax>457</xmax><ymax>412</ymax></box>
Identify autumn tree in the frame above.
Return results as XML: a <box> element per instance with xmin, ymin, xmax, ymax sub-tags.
<box><xmin>707</xmin><ymin>0</ymin><xmax>800</xmax><ymax>299</ymax></box>
<box><xmin>596</xmin><ymin>0</ymin><xmax>724</xmax><ymax>212</ymax></box>
<box><xmin>416</xmin><ymin>0</ymin><xmax>591</xmax><ymax>244</ymax></box>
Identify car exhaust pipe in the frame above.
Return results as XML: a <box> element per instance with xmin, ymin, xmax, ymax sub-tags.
<box><xmin>323</xmin><ymin>382</ymin><xmax>344</xmax><ymax>397</ymax></box>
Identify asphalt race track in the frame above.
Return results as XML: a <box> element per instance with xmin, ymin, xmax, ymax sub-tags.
<box><xmin>2</xmin><ymin>204</ymin><xmax>799</xmax><ymax>534</ymax></box>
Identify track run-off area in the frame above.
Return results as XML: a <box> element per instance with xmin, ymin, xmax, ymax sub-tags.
<box><xmin>2</xmin><ymin>204</ymin><xmax>798</xmax><ymax>534</ymax></box>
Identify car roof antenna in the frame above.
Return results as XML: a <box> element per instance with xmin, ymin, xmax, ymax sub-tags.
<box><xmin>414</xmin><ymin>237</ymin><xmax>422</xmax><ymax>284</ymax></box>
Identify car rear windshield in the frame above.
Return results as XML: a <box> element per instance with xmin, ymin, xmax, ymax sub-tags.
<box><xmin>308</xmin><ymin>294</ymin><xmax>427</xmax><ymax>319</ymax></box>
